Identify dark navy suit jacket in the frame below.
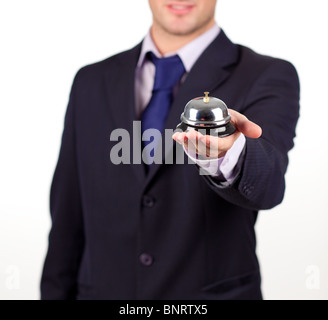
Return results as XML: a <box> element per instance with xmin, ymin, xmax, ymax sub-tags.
<box><xmin>41</xmin><ymin>30</ymin><xmax>300</xmax><ymax>300</ymax></box>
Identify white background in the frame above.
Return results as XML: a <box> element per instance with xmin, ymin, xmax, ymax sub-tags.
<box><xmin>0</xmin><ymin>0</ymin><xmax>327</xmax><ymax>300</ymax></box>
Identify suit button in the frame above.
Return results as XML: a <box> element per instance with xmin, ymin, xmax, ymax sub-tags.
<box><xmin>142</xmin><ymin>195</ymin><xmax>155</xmax><ymax>208</ymax></box>
<box><xmin>139</xmin><ymin>253</ymin><xmax>154</xmax><ymax>266</ymax></box>
<box><xmin>242</xmin><ymin>184</ymin><xmax>249</xmax><ymax>195</ymax></box>
<box><xmin>242</xmin><ymin>184</ymin><xmax>253</xmax><ymax>196</ymax></box>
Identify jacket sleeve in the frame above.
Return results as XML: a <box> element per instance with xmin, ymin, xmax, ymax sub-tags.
<box><xmin>41</xmin><ymin>71</ymin><xmax>85</xmax><ymax>299</ymax></box>
<box><xmin>202</xmin><ymin>59</ymin><xmax>300</xmax><ymax>210</ymax></box>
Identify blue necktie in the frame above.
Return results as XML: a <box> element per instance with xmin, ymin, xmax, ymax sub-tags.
<box><xmin>141</xmin><ymin>52</ymin><xmax>185</xmax><ymax>159</ymax></box>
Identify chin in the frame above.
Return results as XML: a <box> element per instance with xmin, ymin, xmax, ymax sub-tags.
<box><xmin>165</xmin><ymin>21</ymin><xmax>198</xmax><ymax>36</ymax></box>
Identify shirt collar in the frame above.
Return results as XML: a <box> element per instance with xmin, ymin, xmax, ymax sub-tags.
<box><xmin>137</xmin><ymin>23</ymin><xmax>221</xmax><ymax>72</ymax></box>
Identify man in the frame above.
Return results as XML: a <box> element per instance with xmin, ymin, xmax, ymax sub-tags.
<box><xmin>41</xmin><ymin>0</ymin><xmax>300</xmax><ymax>300</ymax></box>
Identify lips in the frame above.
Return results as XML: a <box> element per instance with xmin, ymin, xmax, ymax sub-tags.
<box><xmin>167</xmin><ymin>2</ymin><xmax>195</xmax><ymax>15</ymax></box>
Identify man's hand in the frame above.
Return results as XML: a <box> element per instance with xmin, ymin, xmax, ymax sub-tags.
<box><xmin>172</xmin><ymin>109</ymin><xmax>262</xmax><ymax>159</ymax></box>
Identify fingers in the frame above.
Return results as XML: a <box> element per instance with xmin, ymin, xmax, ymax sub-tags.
<box><xmin>229</xmin><ymin>109</ymin><xmax>262</xmax><ymax>138</ymax></box>
<box><xmin>184</xmin><ymin>130</ymin><xmax>207</xmax><ymax>156</ymax></box>
<box><xmin>172</xmin><ymin>131</ymin><xmax>187</xmax><ymax>145</ymax></box>
<box><xmin>199</xmin><ymin>131</ymin><xmax>240</xmax><ymax>150</ymax></box>
<box><xmin>172</xmin><ymin>130</ymin><xmax>235</xmax><ymax>158</ymax></box>
<box><xmin>172</xmin><ymin>131</ymin><xmax>199</xmax><ymax>153</ymax></box>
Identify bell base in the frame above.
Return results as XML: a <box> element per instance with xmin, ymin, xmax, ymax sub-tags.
<box><xmin>176</xmin><ymin>122</ymin><xmax>236</xmax><ymax>137</ymax></box>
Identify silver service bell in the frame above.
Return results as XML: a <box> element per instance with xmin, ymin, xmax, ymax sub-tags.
<box><xmin>176</xmin><ymin>92</ymin><xmax>236</xmax><ymax>137</ymax></box>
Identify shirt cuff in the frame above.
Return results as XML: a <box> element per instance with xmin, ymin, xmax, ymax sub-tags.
<box><xmin>183</xmin><ymin>134</ymin><xmax>246</xmax><ymax>180</ymax></box>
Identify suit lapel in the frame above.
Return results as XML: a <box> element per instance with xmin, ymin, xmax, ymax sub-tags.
<box><xmin>105</xmin><ymin>42</ymin><xmax>142</xmax><ymax>129</ymax></box>
<box><xmin>146</xmin><ymin>30</ymin><xmax>240</xmax><ymax>184</ymax></box>
<box><xmin>105</xmin><ymin>43</ymin><xmax>146</xmax><ymax>183</ymax></box>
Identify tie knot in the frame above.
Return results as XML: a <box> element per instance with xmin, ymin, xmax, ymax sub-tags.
<box><xmin>147</xmin><ymin>52</ymin><xmax>185</xmax><ymax>91</ymax></box>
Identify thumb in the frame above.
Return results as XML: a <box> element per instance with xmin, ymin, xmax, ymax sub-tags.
<box><xmin>229</xmin><ymin>109</ymin><xmax>262</xmax><ymax>138</ymax></box>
